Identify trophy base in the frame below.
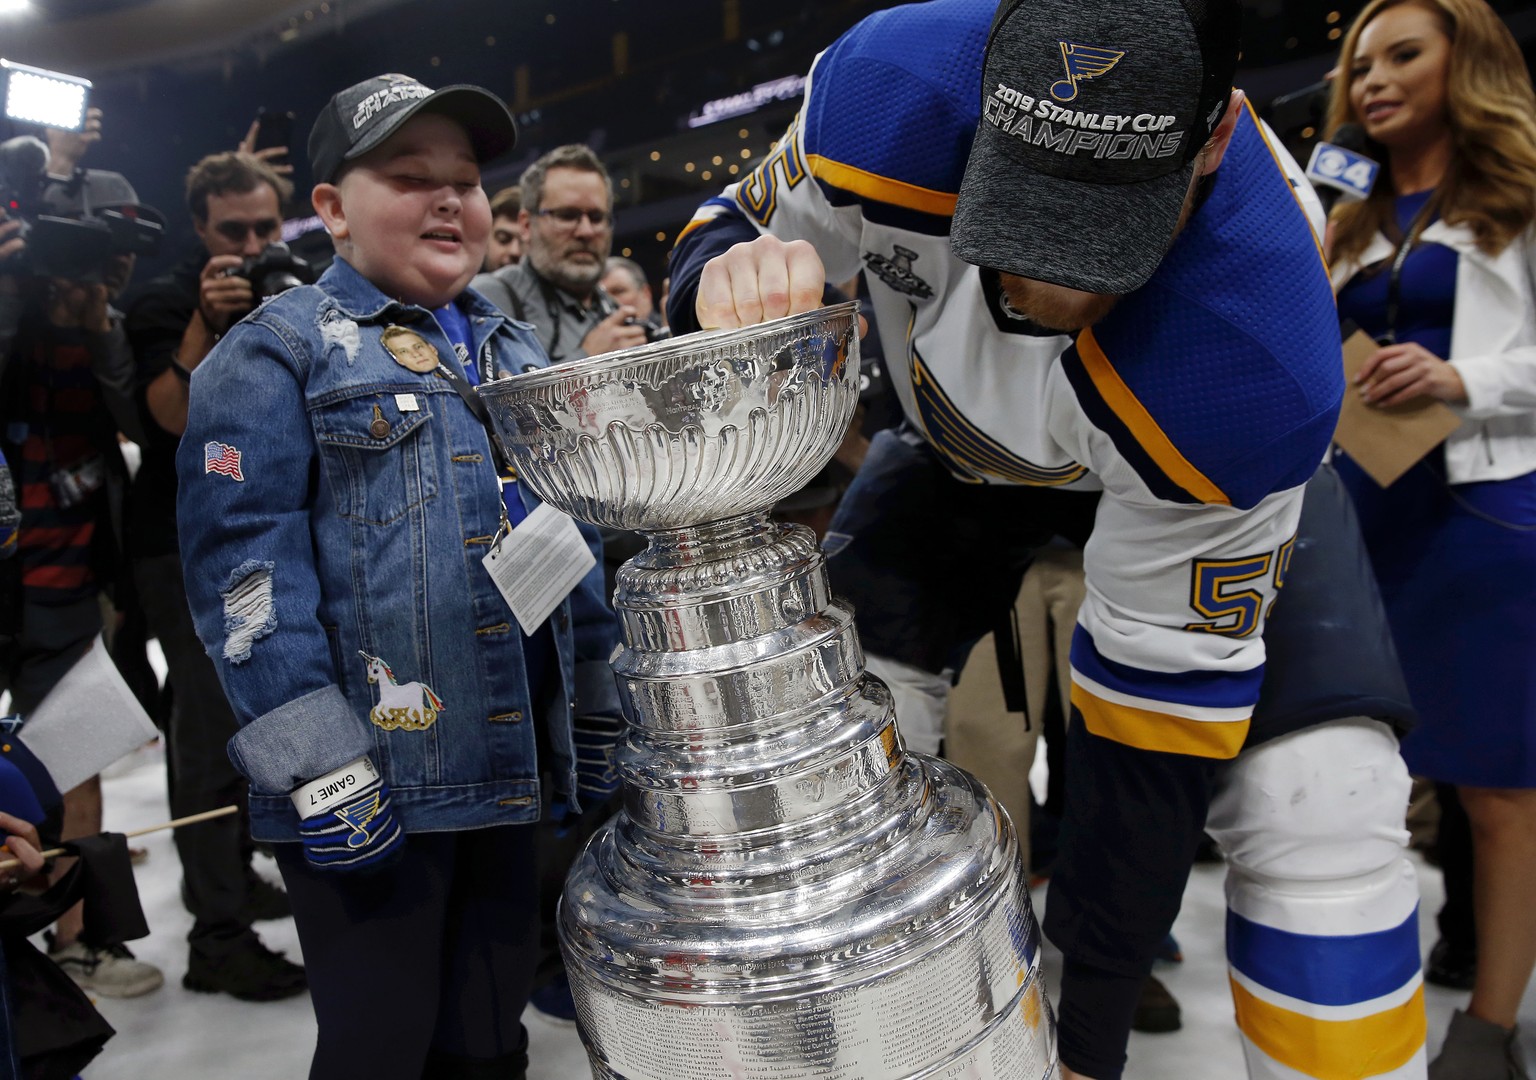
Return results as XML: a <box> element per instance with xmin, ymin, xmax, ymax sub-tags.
<box><xmin>561</xmin><ymin>758</ymin><xmax>1058</xmax><ymax>1080</ymax></box>
<box><xmin>583</xmin><ymin>974</ymin><xmax>1054</xmax><ymax>1080</ymax></box>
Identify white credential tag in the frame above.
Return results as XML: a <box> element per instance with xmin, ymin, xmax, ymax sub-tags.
<box><xmin>482</xmin><ymin>503</ymin><xmax>596</xmax><ymax>636</ymax></box>
<box><xmin>394</xmin><ymin>393</ymin><xmax>420</xmax><ymax>412</ymax></box>
<box><xmin>291</xmin><ymin>756</ymin><xmax>379</xmax><ymax>816</ymax></box>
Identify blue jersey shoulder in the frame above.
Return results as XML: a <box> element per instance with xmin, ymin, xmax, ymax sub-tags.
<box><xmin>801</xmin><ymin>0</ymin><xmax>992</xmax><ymax>208</ymax></box>
<box><xmin>1067</xmin><ymin>111</ymin><xmax>1343</xmax><ymax>510</ymax></box>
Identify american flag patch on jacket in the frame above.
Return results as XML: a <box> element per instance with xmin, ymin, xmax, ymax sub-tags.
<box><xmin>204</xmin><ymin>441</ymin><xmax>245</xmax><ymax>481</ymax></box>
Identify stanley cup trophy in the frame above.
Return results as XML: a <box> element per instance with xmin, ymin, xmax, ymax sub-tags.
<box><xmin>480</xmin><ymin>302</ymin><xmax>1057</xmax><ymax>1080</ymax></box>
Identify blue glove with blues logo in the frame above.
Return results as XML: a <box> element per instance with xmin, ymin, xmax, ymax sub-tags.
<box><xmin>291</xmin><ymin>757</ymin><xmax>404</xmax><ymax>873</ymax></box>
<box><xmin>550</xmin><ymin>714</ymin><xmax>625</xmax><ymax>833</ymax></box>
<box><xmin>572</xmin><ymin>713</ymin><xmax>625</xmax><ymax>803</ymax></box>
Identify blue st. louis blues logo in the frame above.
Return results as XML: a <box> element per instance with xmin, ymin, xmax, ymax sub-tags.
<box><xmin>1050</xmin><ymin>43</ymin><xmax>1126</xmax><ymax>102</ymax></box>
<box><xmin>334</xmin><ymin>791</ymin><xmax>385</xmax><ymax>848</ymax></box>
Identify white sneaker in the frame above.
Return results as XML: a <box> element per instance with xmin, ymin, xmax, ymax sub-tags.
<box><xmin>50</xmin><ymin>940</ymin><xmax>165</xmax><ymax>998</ymax></box>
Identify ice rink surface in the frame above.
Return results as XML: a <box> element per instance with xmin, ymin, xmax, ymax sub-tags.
<box><xmin>64</xmin><ymin>736</ymin><xmax>1536</xmax><ymax>1080</ymax></box>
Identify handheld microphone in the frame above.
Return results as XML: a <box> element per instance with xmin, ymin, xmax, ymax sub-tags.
<box><xmin>1305</xmin><ymin>124</ymin><xmax>1380</xmax><ymax>215</ymax></box>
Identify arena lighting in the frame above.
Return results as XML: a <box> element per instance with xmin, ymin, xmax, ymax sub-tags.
<box><xmin>2</xmin><ymin>60</ymin><xmax>90</xmax><ymax>131</ymax></box>
<box><xmin>687</xmin><ymin>74</ymin><xmax>806</xmax><ymax>128</ymax></box>
<box><xmin>0</xmin><ymin>0</ymin><xmax>32</xmax><ymax>16</ymax></box>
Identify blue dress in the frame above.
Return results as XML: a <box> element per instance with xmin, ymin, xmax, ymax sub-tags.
<box><xmin>1338</xmin><ymin>190</ymin><xmax>1536</xmax><ymax>787</ymax></box>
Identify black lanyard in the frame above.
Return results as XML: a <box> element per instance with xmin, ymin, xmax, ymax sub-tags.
<box><xmin>533</xmin><ymin>274</ymin><xmax>617</xmax><ymax>361</ymax></box>
<box><xmin>1382</xmin><ymin>198</ymin><xmax>1437</xmax><ymax>345</ymax></box>
<box><xmin>432</xmin><ymin>360</ymin><xmax>515</xmax><ymax>478</ymax></box>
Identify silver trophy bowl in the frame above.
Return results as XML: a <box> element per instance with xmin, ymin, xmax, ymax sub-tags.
<box><xmin>488</xmin><ymin>304</ymin><xmax>862</xmax><ymax>531</ymax></box>
<box><xmin>481</xmin><ymin>302</ymin><xmax>1056</xmax><ymax>1080</ymax></box>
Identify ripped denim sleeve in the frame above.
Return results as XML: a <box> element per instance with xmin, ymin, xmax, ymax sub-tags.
<box><xmin>222</xmin><ymin>559</ymin><xmax>277</xmax><ymax>663</ymax></box>
<box><xmin>318</xmin><ymin>305</ymin><xmax>362</xmax><ymax>363</ymax></box>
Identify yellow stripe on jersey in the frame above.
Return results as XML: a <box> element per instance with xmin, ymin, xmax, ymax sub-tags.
<box><xmin>1071</xmin><ymin>680</ymin><xmax>1249</xmax><ymax>759</ymax></box>
<box><xmin>912</xmin><ymin>351</ymin><xmax>1089</xmax><ymax>486</ymax></box>
<box><xmin>1075</xmin><ymin>327</ymin><xmax>1231</xmax><ymax>506</ymax></box>
<box><xmin>1243</xmin><ymin>97</ymin><xmax>1330</xmax><ymax>276</ymax></box>
<box><xmin>674</xmin><ymin>215</ymin><xmax>714</xmax><ymax>248</ymax></box>
<box><xmin>1231</xmin><ymin>978</ymin><xmax>1427</xmax><ymax>1080</ymax></box>
<box><xmin>804</xmin><ymin>155</ymin><xmax>959</xmax><ymax>217</ymax></box>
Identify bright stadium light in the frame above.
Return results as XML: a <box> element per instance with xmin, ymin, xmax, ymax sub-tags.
<box><xmin>0</xmin><ymin>1</ymin><xmax>33</xmax><ymax>16</ymax></box>
<box><xmin>2</xmin><ymin>60</ymin><xmax>91</xmax><ymax>131</ymax></box>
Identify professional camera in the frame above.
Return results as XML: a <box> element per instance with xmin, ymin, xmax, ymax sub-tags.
<box><xmin>0</xmin><ymin>136</ymin><xmax>164</xmax><ymax>281</ymax></box>
<box><xmin>626</xmin><ymin>315</ymin><xmax>671</xmax><ymax>344</ymax></box>
<box><xmin>229</xmin><ymin>241</ymin><xmax>314</xmax><ymax>299</ymax></box>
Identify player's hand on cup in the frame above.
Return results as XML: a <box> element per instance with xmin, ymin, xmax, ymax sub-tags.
<box><xmin>581</xmin><ymin>306</ymin><xmax>649</xmax><ymax>356</ymax></box>
<box><xmin>696</xmin><ymin>234</ymin><xmax>825</xmax><ymax>330</ymax></box>
<box><xmin>199</xmin><ymin>254</ymin><xmax>256</xmax><ymax>333</ymax></box>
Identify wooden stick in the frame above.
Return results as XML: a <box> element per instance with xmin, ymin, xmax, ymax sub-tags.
<box><xmin>0</xmin><ymin>804</ymin><xmax>240</xmax><ymax>873</ymax></box>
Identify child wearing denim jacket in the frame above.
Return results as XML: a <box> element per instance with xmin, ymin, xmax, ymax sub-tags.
<box><xmin>176</xmin><ymin>76</ymin><xmax>621</xmax><ymax>1079</ymax></box>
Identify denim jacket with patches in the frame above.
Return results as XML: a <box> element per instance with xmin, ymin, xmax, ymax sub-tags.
<box><xmin>175</xmin><ymin>257</ymin><xmax>621</xmax><ymax>841</ymax></box>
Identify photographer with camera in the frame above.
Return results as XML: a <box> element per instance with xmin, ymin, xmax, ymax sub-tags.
<box><xmin>122</xmin><ymin>150</ymin><xmax>308</xmax><ymax>1003</ymax></box>
<box><xmin>0</xmin><ymin>145</ymin><xmax>166</xmax><ymax>999</ymax></box>
<box><xmin>131</xmin><ymin>153</ymin><xmax>309</xmax><ymax>439</ymax></box>
<box><xmin>471</xmin><ymin>144</ymin><xmax>647</xmax><ymax>363</ymax></box>
<box><xmin>601</xmin><ymin>255</ymin><xmax>669</xmax><ymax>343</ymax></box>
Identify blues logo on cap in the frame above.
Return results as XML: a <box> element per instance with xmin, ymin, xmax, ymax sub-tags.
<box><xmin>1050</xmin><ymin>44</ymin><xmax>1126</xmax><ymax>103</ymax></box>
<box><xmin>952</xmin><ymin>0</ymin><xmax>1241</xmax><ymax>295</ymax></box>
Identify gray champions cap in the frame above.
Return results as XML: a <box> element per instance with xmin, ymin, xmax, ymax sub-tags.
<box><xmin>950</xmin><ymin>0</ymin><xmax>1240</xmax><ymax>294</ymax></box>
<box><xmin>308</xmin><ymin>73</ymin><xmax>517</xmax><ymax>185</ymax></box>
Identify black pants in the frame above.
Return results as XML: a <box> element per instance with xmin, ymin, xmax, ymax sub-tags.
<box><xmin>824</xmin><ymin>427</ymin><xmax>1099</xmax><ymax>675</ymax></box>
<box><xmin>276</xmin><ymin>825</ymin><xmax>537</xmax><ymax>1080</ymax></box>
<box><xmin>134</xmin><ymin>554</ymin><xmax>256</xmax><ymax>960</ymax></box>
<box><xmin>0</xmin><ymin>597</ymin><xmax>100</xmax><ymax>716</ymax></box>
<box><xmin>1435</xmin><ymin>782</ymin><xmax>1477</xmax><ymax>953</ymax></box>
<box><xmin>533</xmin><ymin>795</ymin><xmax>615</xmax><ymax>990</ymax></box>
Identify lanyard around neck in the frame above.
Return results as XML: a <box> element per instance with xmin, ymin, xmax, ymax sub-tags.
<box><xmin>433</xmin><ymin>361</ymin><xmax>514</xmax><ymax>476</ymax></box>
<box><xmin>1382</xmin><ymin>197</ymin><xmax>1437</xmax><ymax>345</ymax></box>
<box><xmin>532</xmin><ymin>272</ymin><xmax>617</xmax><ymax>359</ymax></box>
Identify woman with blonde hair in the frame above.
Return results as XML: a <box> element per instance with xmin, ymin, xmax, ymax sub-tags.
<box><xmin>1328</xmin><ymin>1</ymin><xmax>1536</xmax><ymax>1075</ymax></box>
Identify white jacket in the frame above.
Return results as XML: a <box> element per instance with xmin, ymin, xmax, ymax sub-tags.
<box><xmin>1333</xmin><ymin>220</ymin><xmax>1536</xmax><ymax>484</ymax></box>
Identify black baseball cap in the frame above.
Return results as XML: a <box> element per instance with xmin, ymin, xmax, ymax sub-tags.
<box><xmin>308</xmin><ymin>74</ymin><xmax>517</xmax><ymax>185</ymax></box>
<box><xmin>951</xmin><ymin>0</ymin><xmax>1241</xmax><ymax>294</ymax></box>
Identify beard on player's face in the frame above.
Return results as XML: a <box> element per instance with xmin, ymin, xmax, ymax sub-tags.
<box><xmin>996</xmin><ymin>276</ymin><xmax>1122</xmax><ymax>331</ymax></box>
